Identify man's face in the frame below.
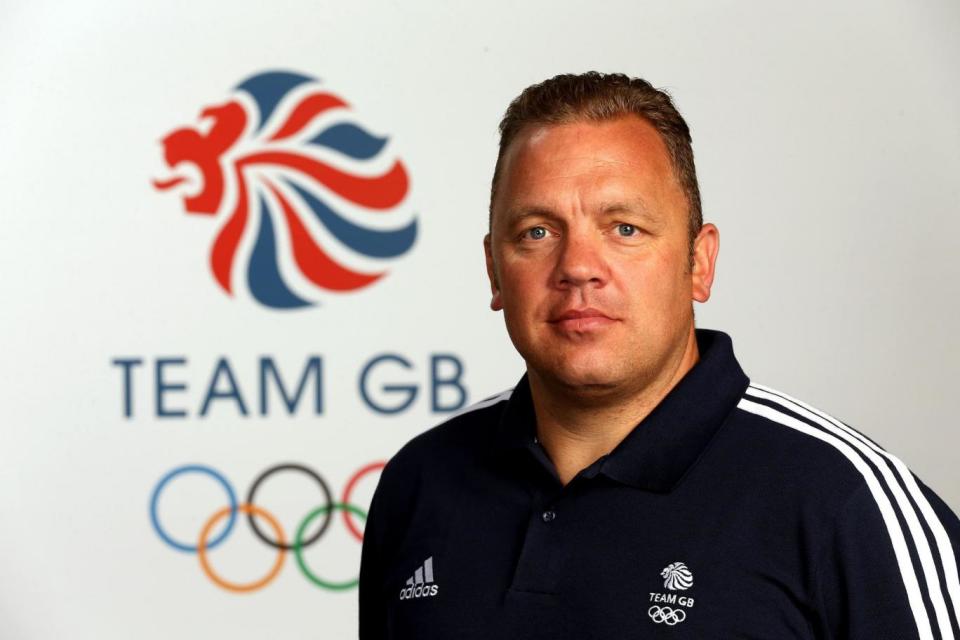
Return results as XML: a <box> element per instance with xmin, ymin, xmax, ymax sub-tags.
<box><xmin>485</xmin><ymin>115</ymin><xmax>717</xmax><ymax>399</ymax></box>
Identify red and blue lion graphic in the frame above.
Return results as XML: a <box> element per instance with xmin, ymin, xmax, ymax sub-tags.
<box><xmin>154</xmin><ymin>71</ymin><xmax>416</xmax><ymax>309</ymax></box>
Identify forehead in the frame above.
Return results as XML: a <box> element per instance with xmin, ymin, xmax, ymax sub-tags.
<box><xmin>493</xmin><ymin>116</ymin><xmax>682</xmax><ymax>222</ymax></box>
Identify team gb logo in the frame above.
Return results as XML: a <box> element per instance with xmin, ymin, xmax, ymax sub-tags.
<box><xmin>661</xmin><ymin>562</ymin><xmax>694</xmax><ymax>591</ymax></box>
<box><xmin>153</xmin><ymin>70</ymin><xmax>417</xmax><ymax>309</ymax></box>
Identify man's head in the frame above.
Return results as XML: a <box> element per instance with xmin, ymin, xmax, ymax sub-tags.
<box><xmin>490</xmin><ymin>72</ymin><xmax>702</xmax><ymax>252</ymax></box>
<box><xmin>484</xmin><ymin>72</ymin><xmax>719</xmax><ymax>402</ymax></box>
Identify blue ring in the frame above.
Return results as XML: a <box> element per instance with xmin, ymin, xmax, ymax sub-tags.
<box><xmin>149</xmin><ymin>464</ymin><xmax>238</xmax><ymax>553</ymax></box>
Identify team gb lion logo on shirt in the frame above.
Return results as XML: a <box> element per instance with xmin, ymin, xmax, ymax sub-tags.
<box><xmin>153</xmin><ymin>70</ymin><xmax>417</xmax><ymax>309</ymax></box>
<box><xmin>661</xmin><ymin>562</ymin><xmax>694</xmax><ymax>591</ymax></box>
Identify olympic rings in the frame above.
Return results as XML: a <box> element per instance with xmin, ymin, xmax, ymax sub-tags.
<box><xmin>245</xmin><ymin>463</ymin><xmax>333</xmax><ymax>550</ymax></box>
<box><xmin>150</xmin><ymin>464</ymin><xmax>238</xmax><ymax>552</ymax></box>
<box><xmin>340</xmin><ymin>461</ymin><xmax>385</xmax><ymax>541</ymax></box>
<box><xmin>294</xmin><ymin>503</ymin><xmax>367</xmax><ymax>590</ymax></box>
<box><xmin>200</xmin><ymin>503</ymin><xmax>286</xmax><ymax>593</ymax></box>
<box><xmin>149</xmin><ymin>461</ymin><xmax>383</xmax><ymax>592</ymax></box>
<box><xmin>648</xmin><ymin>605</ymin><xmax>687</xmax><ymax>626</ymax></box>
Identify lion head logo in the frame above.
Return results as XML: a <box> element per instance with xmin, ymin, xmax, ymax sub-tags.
<box><xmin>153</xmin><ymin>70</ymin><xmax>417</xmax><ymax>309</ymax></box>
<box><xmin>660</xmin><ymin>562</ymin><xmax>693</xmax><ymax>591</ymax></box>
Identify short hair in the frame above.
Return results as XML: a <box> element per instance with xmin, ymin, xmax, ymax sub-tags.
<box><xmin>490</xmin><ymin>72</ymin><xmax>702</xmax><ymax>249</ymax></box>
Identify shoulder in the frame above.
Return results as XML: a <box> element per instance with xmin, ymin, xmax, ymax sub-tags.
<box><xmin>729</xmin><ymin>381</ymin><xmax>960</xmax><ymax>546</ymax></box>
<box><xmin>376</xmin><ymin>387</ymin><xmax>514</xmax><ymax>485</ymax></box>
<box><xmin>364</xmin><ymin>388</ymin><xmax>515</xmax><ymax>539</ymax></box>
<box><xmin>735</xmin><ymin>384</ymin><xmax>960</xmax><ymax>638</ymax></box>
<box><xmin>732</xmin><ymin>381</ymin><xmax>896</xmax><ymax>489</ymax></box>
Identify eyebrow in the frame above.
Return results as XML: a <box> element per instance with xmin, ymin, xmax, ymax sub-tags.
<box><xmin>503</xmin><ymin>206</ymin><xmax>562</xmax><ymax>226</ymax></box>
<box><xmin>503</xmin><ymin>198</ymin><xmax>660</xmax><ymax>225</ymax></box>
<box><xmin>598</xmin><ymin>198</ymin><xmax>654</xmax><ymax>217</ymax></box>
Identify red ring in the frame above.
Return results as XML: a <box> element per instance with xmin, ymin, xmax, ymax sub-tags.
<box><xmin>340</xmin><ymin>461</ymin><xmax>386</xmax><ymax>541</ymax></box>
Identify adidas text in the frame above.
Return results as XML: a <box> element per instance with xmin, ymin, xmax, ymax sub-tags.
<box><xmin>399</xmin><ymin>584</ymin><xmax>440</xmax><ymax>599</ymax></box>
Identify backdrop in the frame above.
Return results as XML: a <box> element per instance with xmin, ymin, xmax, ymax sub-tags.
<box><xmin>1</xmin><ymin>1</ymin><xmax>957</xmax><ymax>638</ymax></box>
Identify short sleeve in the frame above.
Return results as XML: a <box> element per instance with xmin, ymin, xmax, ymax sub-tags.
<box><xmin>816</xmin><ymin>476</ymin><xmax>960</xmax><ymax>640</ymax></box>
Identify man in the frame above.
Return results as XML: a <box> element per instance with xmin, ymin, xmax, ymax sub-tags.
<box><xmin>359</xmin><ymin>72</ymin><xmax>960</xmax><ymax>638</ymax></box>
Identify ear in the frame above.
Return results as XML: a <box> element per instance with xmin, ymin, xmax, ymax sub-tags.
<box><xmin>484</xmin><ymin>233</ymin><xmax>503</xmax><ymax>311</ymax></box>
<box><xmin>691</xmin><ymin>223</ymin><xmax>719</xmax><ymax>303</ymax></box>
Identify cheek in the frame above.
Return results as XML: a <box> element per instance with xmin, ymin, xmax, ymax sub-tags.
<box><xmin>495</xmin><ymin>274</ymin><xmax>533</xmax><ymax>327</ymax></box>
<box><xmin>501</xmin><ymin>285</ymin><xmax>543</xmax><ymax>326</ymax></box>
<box><xmin>498</xmin><ymin>259</ymin><xmax>545</xmax><ymax>305</ymax></box>
<box><xmin>619</xmin><ymin>254</ymin><xmax>690</xmax><ymax>313</ymax></box>
<box><xmin>498</xmin><ymin>271</ymin><xmax>553</xmax><ymax>346</ymax></box>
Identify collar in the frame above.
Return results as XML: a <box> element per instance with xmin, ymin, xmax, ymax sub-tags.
<box><xmin>495</xmin><ymin>328</ymin><xmax>750</xmax><ymax>493</ymax></box>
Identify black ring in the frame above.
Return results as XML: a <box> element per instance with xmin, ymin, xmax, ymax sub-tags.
<box><xmin>245</xmin><ymin>463</ymin><xmax>334</xmax><ymax>550</ymax></box>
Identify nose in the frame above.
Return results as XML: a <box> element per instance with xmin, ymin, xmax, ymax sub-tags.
<box><xmin>552</xmin><ymin>229</ymin><xmax>609</xmax><ymax>290</ymax></box>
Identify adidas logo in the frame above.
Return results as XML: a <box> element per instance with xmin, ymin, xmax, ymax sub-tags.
<box><xmin>398</xmin><ymin>556</ymin><xmax>439</xmax><ymax>600</ymax></box>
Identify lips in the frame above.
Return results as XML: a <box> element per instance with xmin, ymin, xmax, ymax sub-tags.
<box><xmin>152</xmin><ymin>175</ymin><xmax>188</xmax><ymax>191</ymax></box>
<box><xmin>548</xmin><ymin>308</ymin><xmax>617</xmax><ymax>332</ymax></box>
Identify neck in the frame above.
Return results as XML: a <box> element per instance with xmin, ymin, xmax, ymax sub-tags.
<box><xmin>529</xmin><ymin>327</ymin><xmax>700</xmax><ymax>486</ymax></box>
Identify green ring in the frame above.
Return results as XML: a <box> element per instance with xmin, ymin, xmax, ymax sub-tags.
<box><xmin>293</xmin><ymin>502</ymin><xmax>367</xmax><ymax>591</ymax></box>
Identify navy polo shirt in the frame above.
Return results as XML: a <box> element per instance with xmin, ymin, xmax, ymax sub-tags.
<box><xmin>359</xmin><ymin>329</ymin><xmax>960</xmax><ymax>639</ymax></box>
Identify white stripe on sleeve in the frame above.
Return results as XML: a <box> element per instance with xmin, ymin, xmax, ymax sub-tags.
<box><xmin>738</xmin><ymin>397</ymin><xmax>935</xmax><ymax>640</ymax></box>
<box><xmin>749</xmin><ymin>383</ymin><xmax>960</xmax><ymax>637</ymax></box>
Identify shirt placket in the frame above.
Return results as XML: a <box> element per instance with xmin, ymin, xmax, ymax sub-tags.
<box><xmin>506</xmin><ymin>440</ymin><xmax>573</xmax><ymax>595</ymax></box>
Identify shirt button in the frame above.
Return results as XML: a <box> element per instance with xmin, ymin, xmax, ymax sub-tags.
<box><xmin>542</xmin><ymin>510</ymin><xmax>556</xmax><ymax>523</ymax></box>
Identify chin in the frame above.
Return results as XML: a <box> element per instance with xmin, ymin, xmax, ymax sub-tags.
<box><xmin>539</xmin><ymin>360</ymin><xmax>625</xmax><ymax>395</ymax></box>
<box><xmin>519</xmin><ymin>339</ymin><xmax>631</xmax><ymax>391</ymax></box>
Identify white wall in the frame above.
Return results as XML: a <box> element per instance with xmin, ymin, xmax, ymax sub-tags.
<box><xmin>1</xmin><ymin>1</ymin><xmax>957</xmax><ymax>637</ymax></box>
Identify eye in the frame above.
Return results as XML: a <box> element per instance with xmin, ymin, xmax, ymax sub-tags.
<box><xmin>523</xmin><ymin>226</ymin><xmax>549</xmax><ymax>241</ymax></box>
<box><xmin>616</xmin><ymin>223</ymin><xmax>638</xmax><ymax>237</ymax></box>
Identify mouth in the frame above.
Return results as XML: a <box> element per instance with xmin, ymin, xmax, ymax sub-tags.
<box><xmin>152</xmin><ymin>175</ymin><xmax>188</xmax><ymax>191</ymax></box>
<box><xmin>151</xmin><ymin>161</ymin><xmax>203</xmax><ymax>197</ymax></box>
<box><xmin>547</xmin><ymin>308</ymin><xmax>617</xmax><ymax>333</ymax></box>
